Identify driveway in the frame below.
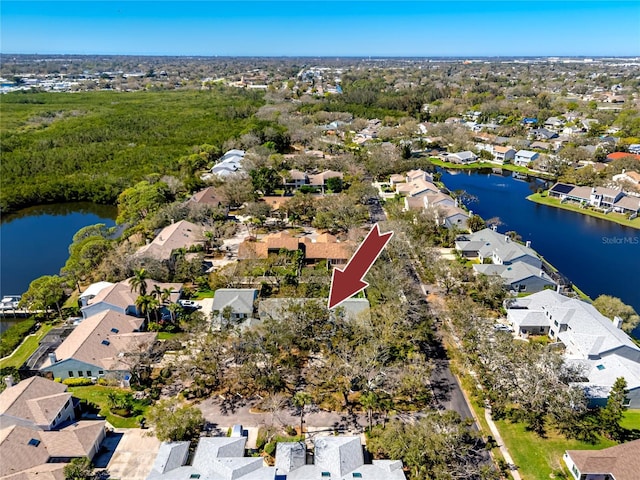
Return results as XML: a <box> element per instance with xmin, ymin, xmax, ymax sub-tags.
<box><xmin>106</xmin><ymin>429</ymin><xmax>161</xmax><ymax>480</ymax></box>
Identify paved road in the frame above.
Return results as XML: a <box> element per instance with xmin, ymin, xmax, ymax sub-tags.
<box><xmin>369</xmin><ymin>199</ymin><xmax>476</xmax><ymax>424</ymax></box>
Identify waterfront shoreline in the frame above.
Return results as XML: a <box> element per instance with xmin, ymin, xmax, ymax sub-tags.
<box><xmin>428</xmin><ymin>158</ymin><xmax>556</xmax><ymax>180</ymax></box>
<box><xmin>527</xmin><ymin>192</ymin><xmax>640</xmax><ymax>230</ymax></box>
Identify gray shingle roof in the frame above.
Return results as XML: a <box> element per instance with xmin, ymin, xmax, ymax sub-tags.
<box><xmin>212</xmin><ymin>289</ymin><xmax>258</xmax><ymax>315</ymax></box>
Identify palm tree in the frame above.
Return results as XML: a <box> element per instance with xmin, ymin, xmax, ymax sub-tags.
<box><xmin>161</xmin><ymin>287</ymin><xmax>173</xmax><ymax>305</ymax></box>
<box><xmin>130</xmin><ymin>268</ymin><xmax>149</xmax><ymax>297</ymax></box>
<box><xmin>136</xmin><ymin>294</ymin><xmax>158</xmax><ymax>325</ymax></box>
<box><xmin>292</xmin><ymin>392</ymin><xmax>312</xmax><ymax>436</ymax></box>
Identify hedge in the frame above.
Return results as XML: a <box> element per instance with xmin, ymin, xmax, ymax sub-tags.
<box><xmin>62</xmin><ymin>377</ymin><xmax>94</xmax><ymax>386</ymax></box>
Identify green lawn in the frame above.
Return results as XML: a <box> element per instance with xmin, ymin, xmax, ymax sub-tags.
<box><xmin>157</xmin><ymin>331</ymin><xmax>178</xmax><ymax>340</ymax></box>
<box><xmin>528</xmin><ymin>192</ymin><xmax>640</xmax><ymax>230</ymax></box>
<box><xmin>621</xmin><ymin>409</ymin><xmax>640</xmax><ymax>430</ymax></box>
<box><xmin>0</xmin><ymin>323</ymin><xmax>54</xmax><ymax>369</ymax></box>
<box><xmin>68</xmin><ymin>385</ymin><xmax>150</xmax><ymax>428</ymax></box>
<box><xmin>428</xmin><ymin>158</ymin><xmax>554</xmax><ymax>179</ymax></box>
<box><xmin>494</xmin><ymin>418</ymin><xmax>616</xmax><ymax>480</ymax></box>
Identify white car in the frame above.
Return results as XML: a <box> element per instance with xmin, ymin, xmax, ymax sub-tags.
<box><xmin>493</xmin><ymin>324</ymin><xmax>513</xmax><ymax>332</ymax></box>
<box><xmin>178</xmin><ymin>299</ymin><xmax>201</xmax><ymax>309</ymax></box>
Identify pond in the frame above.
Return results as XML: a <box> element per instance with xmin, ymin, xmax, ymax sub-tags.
<box><xmin>0</xmin><ymin>202</ymin><xmax>117</xmax><ymax>332</ymax></box>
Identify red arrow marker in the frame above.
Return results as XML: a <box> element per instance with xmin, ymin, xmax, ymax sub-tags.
<box><xmin>328</xmin><ymin>224</ymin><xmax>394</xmax><ymax>309</ymax></box>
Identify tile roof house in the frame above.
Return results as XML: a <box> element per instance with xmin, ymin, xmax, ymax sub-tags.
<box><xmin>147</xmin><ymin>435</ymin><xmax>406</xmax><ymax>480</ymax></box>
<box><xmin>80</xmin><ymin>279</ymin><xmax>182</xmax><ymax>319</ymax></box>
<box><xmin>506</xmin><ymin>290</ymin><xmax>640</xmax><ymax>407</ymax></box>
<box><xmin>40</xmin><ymin>310</ymin><xmax>157</xmax><ymax>381</ymax></box>
<box><xmin>0</xmin><ymin>377</ymin><xmax>74</xmax><ymax>431</ymax></box>
<box><xmin>613</xmin><ymin>170</ymin><xmax>640</xmax><ymax>186</ymax></box>
<box><xmin>238</xmin><ymin>231</ymin><xmax>354</xmax><ymax>267</ymax></box>
<box><xmin>136</xmin><ymin>220</ymin><xmax>204</xmax><ymax>262</ymax></box>
<box><xmin>563</xmin><ymin>438</ymin><xmax>640</xmax><ymax>480</ymax></box>
<box><xmin>606</xmin><ymin>152</ymin><xmax>640</xmax><ymax>162</ymax></box>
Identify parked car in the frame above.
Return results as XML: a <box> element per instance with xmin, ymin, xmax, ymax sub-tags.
<box><xmin>494</xmin><ymin>323</ymin><xmax>513</xmax><ymax>332</ymax></box>
<box><xmin>178</xmin><ymin>299</ymin><xmax>202</xmax><ymax>309</ymax></box>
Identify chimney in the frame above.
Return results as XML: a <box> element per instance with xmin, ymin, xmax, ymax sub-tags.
<box><xmin>491</xmin><ymin>224</ymin><xmax>497</xmax><ymax>231</ymax></box>
<box><xmin>48</xmin><ymin>352</ymin><xmax>57</xmax><ymax>364</ymax></box>
<box><xmin>526</xmin><ymin>240</ymin><xmax>531</xmax><ymax>248</ymax></box>
<box><xmin>556</xmin><ymin>284</ymin><xmax>562</xmax><ymax>293</ymax></box>
<box><xmin>505</xmin><ymin>235</ymin><xmax>510</xmax><ymax>243</ymax></box>
<box><xmin>613</xmin><ymin>316</ymin><xmax>624</xmax><ymax>329</ymax></box>
<box><xmin>4</xmin><ymin>375</ymin><xmax>15</xmax><ymax>389</ymax></box>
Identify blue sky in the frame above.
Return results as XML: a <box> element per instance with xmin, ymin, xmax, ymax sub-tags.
<box><xmin>2</xmin><ymin>1</ymin><xmax>639</xmax><ymax>56</ymax></box>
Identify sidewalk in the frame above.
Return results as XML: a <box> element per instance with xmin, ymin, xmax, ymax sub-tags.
<box><xmin>484</xmin><ymin>408</ymin><xmax>522</xmax><ymax>480</ymax></box>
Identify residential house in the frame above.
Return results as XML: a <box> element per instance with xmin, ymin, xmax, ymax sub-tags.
<box><xmin>629</xmin><ymin>144</ymin><xmax>640</xmax><ymax>154</ymax></box>
<box><xmin>308</xmin><ymin>170</ymin><xmax>343</xmax><ymax>191</ymax></box>
<box><xmin>79</xmin><ymin>281</ymin><xmax>114</xmax><ymax>307</ymax></box>
<box><xmin>237</xmin><ymin>231</ymin><xmax>354</xmax><ymax>268</ymax></box>
<box><xmin>135</xmin><ymin>220</ymin><xmax>204</xmax><ymax>263</ymax></box>
<box><xmin>210</xmin><ymin>150</ymin><xmax>246</xmax><ymax>178</ymax></box>
<box><xmin>506</xmin><ymin>290</ymin><xmax>640</xmax><ymax>407</ymax></box>
<box><xmin>606</xmin><ymin>152</ymin><xmax>640</xmax><ymax>162</ymax></box>
<box><xmin>492</xmin><ymin>146</ymin><xmax>515</xmax><ymax>164</ymax></box>
<box><xmin>613</xmin><ymin>170</ymin><xmax>640</xmax><ymax>187</ymax></box>
<box><xmin>563</xmin><ymin>439</ymin><xmax>640</xmax><ymax>480</ymax></box>
<box><xmin>548</xmin><ymin>183</ymin><xmax>639</xmax><ymax>214</ymax></box>
<box><xmin>0</xmin><ymin>421</ymin><xmax>106</xmax><ymax>478</ymax></box>
<box><xmin>395</xmin><ymin>178</ymin><xmax>439</xmax><ymax>197</ymax></box>
<box><xmin>283</xmin><ymin>169</ymin><xmax>308</xmax><ymax>188</ymax></box>
<box><xmin>0</xmin><ymin>377</ymin><xmax>106</xmax><ymax>478</ymax></box>
<box><xmin>40</xmin><ymin>310</ymin><xmax>157</xmax><ymax>381</ymax></box>
<box><xmin>521</xmin><ymin>117</ymin><xmax>538</xmax><ymax>126</ymax></box>
<box><xmin>190</xmin><ymin>186</ymin><xmax>228</xmax><ymax>214</ymax></box>
<box><xmin>531</xmin><ymin>128</ymin><xmax>558</xmax><ymax>141</ymax></box>
<box><xmin>447</xmin><ymin>151</ymin><xmax>477</xmax><ymax>164</ymax></box>
<box><xmin>455</xmin><ymin>228</ymin><xmax>541</xmax><ymax>268</ymax></box>
<box><xmin>405</xmin><ymin>168</ymin><xmax>433</xmax><ymax>183</ymax></box>
<box><xmin>474</xmin><ymin>262</ymin><xmax>556</xmax><ymax>293</ymax></box>
<box><xmin>0</xmin><ymin>376</ymin><xmax>75</xmax><ymax>430</ymax></box>
<box><xmin>544</xmin><ymin>117</ymin><xmax>565</xmax><ymax>129</ymax></box>
<box><xmin>80</xmin><ymin>279</ymin><xmax>182</xmax><ymax>319</ymax></box>
<box><xmin>514</xmin><ymin>150</ymin><xmax>539</xmax><ymax>166</ymax></box>
<box><xmin>147</xmin><ymin>435</ymin><xmax>406</xmax><ymax>480</ymax></box>
<box><xmin>211</xmin><ymin>289</ymin><xmax>258</xmax><ymax>325</ymax></box>
<box><xmin>529</xmin><ymin>141</ymin><xmax>552</xmax><ymax>151</ymax></box>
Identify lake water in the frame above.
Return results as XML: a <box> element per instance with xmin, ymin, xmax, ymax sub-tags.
<box><xmin>439</xmin><ymin>168</ymin><xmax>640</xmax><ymax>328</ymax></box>
<box><xmin>0</xmin><ymin>203</ymin><xmax>117</xmax><ymax>332</ymax></box>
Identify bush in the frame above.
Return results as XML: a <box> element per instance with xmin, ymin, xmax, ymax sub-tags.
<box><xmin>54</xmin><ymin>377</ymin><xmax>62</xmax><ymax>383</ymax></box>
<box><xmin>264</xmin><ymin>441</ymin><xmax>276</xmax><ymax>456</ymax></box>
<box><xmin>62</xmin><ymin>377</ymin><xmax>94</xmax><ymax>386</ymax></box>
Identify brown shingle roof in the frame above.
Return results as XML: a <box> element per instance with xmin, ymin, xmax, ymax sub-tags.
<box><xmin>567</xmin><ymin>439</ymin><xmax>640</xmax><ymax>480</ymax></box>
<box><xmin>0</xmin><ymin>425</ymin><xmax>51</xmax><ymax>477</ymax></box>
<box><xmin>46</xmin><ymin>310</ymin><xmax>154</xmax><ymax>370</ymax></box>
<box><xmin>136</xmin><ymin>220</ymin><xmax>204</xmax><ymax>261</ymax></box>
<box><xmin>190</xmin><ymin>186</ymin><xmax>224</xmax><ymax>207</ymax></box>
<box><xmin>238</xmin><ymin>231</ymin><xmax>354</xmax><ymax>261</ymax></box>
<box><xmin>40</xmin><ymin>421</ymin><xmax>105</xmax><ymax>458</ymax></box>
<box><xmin>0</xmin><ymin>377</ymin><xmax>70</xmax><ymax>428</ymax></box>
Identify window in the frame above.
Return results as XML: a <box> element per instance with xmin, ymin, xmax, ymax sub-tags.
<box><xmin>86</xmin><ymin>370</ymin><xmax>92</xmax><ymax>376</ymax></box>
<box><xmin>28</xmin><ymin>438</ymin><xmax>40</xmax><ymax>447</ymax></box>
<box><xmin>68</xmin><ymin>371</ymin><xmax>74</xmax><ymax>377</ymax></box>
<box><xmin>189</xmin><ymin>475</ymin><xmax>200</xmax><ymax>479</ymax></box>
<box><xmin>623</xmin><ymin>398</ymin><xmax>631</xmax><ymax>407</ymax></box>
<box><xmin>64</xmin><ymin>399</ymin><xmax>70</xmax><ymax>409</ymax></box>
<box><xmin>98</xmin><ymin>370</ymin><xmax>104</xmax><ymax>375</ymax></box>
<box><xmin>111</xmin><ymin>328</ymin><xmax>119</xmax><ymax>333</ymax></box>
<box><xmin>596</xmin><ymin>364</ymin><xmax>605</xmax><ymax>371</ymax></box>
<box><xmin>101</xmin><ymin>340</ymin><xmax>110</xmax><ymax>346</ymax></box>
<box><xmin>57</xmin><ymin>412</ymin><xmax>61</xmax><ymax>419</ymax></box>
<box><xmin>78</xmin><ymin>371</ymin><xmax>83</xmax><ymax>377</ymax></box>
<box><xmin>321</xmin><ymin>473</ymin><xmax>331</xmax><ymax>478</ymax></box>
<box><xmin>353</xmin><ymin>474</ymin><xmax>363</xmax><ymax>478</ymax></box>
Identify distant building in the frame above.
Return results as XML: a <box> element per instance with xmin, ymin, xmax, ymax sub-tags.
<box><xmin>210</xmin><ymin>150</ymin><xmax>246</xmax><ymax>177</ymax></box>
<box><xmin>514</xmin><ymin>150</ymin><xmax>539</xmax><ymax>166</ymax></box>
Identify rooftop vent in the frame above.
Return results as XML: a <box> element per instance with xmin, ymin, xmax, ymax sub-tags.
<box><xmin>28</xmin><ymin>438</ymin><xmax>41</xmax><ymax>447</ymax></box>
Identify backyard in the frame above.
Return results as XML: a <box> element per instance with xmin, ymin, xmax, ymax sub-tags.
<box><xmin>68</xmin><ymin>385</ymin><xmax>151</xmax><ymax>428</ymax></box>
